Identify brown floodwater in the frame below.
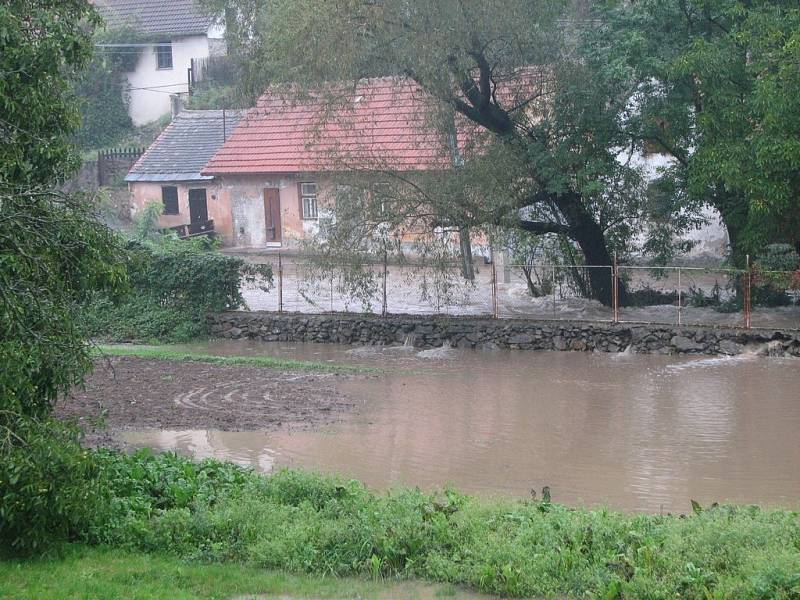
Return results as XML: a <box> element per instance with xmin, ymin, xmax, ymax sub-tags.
<box><xmin>121</xmin><ymin>340</ymin><xmax>800</xmax><ymax>513</ymax></box>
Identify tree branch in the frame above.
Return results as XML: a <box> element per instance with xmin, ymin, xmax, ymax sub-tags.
<box><xmin>518</xmin><ymin>219</ymin><xmax>573</xmax><ymax>235</ymax></box>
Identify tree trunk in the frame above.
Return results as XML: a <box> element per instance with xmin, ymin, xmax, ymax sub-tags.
<box><xmin>713</xmin><ymin>193</ymin><xmax>748</xmax><ymax>267</ymax></box>
<box><xmin>554</xmin><ymin>193</ymin><xmax>628</xmax><ymax>307</ymax></box>
<box><xmin>458</xmin><ymin>226</ymin><xmax>475</xmax><ymax>280</ymax></box>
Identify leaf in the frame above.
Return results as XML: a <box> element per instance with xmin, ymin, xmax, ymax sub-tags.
<box><xmin>691</xmin><ymin>499</ymin><xmax>703</xmax><ymax>515</ymax></box>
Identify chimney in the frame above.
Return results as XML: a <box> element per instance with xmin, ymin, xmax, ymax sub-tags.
<box><xmin>170</xmin><ymin>94</ymin><xmax>184</xmax><ymax>120</ymax></box>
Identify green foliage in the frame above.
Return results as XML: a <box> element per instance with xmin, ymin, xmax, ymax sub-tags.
<box><xmin>132</xmin><ymin>200</ymin><xmax>165</xmax><ymax>241</ymax></box>
<box><xmin>0</xmin><ymin>0</ymin><xmax>98</xmax><ymax>186</ymax></box>
<box><xmin>1</xmin><ymin>191</ymin><xmax>126</xmax><ymax>418</ymax></box>
<box><xmin>82</xmin><ymin>234</ymin><xmax>272</xmax><ymax>342</ymax></box>
<box><xmin>0</xmin><ymin>417</ymin><xmax>104</xmax><ymax>555</ymax></box>
<box><xmin>185</xmin><ymin>84</ymin><xmax>237</xmax><ymax>110</ymax></box>
<box><xmin>595</xmin><ymin>0</ymin><xmax>800</xmax><ymax>262</ymax></box>
<box><xmin>13</xmin><ymin>448</ymin><xmax>796</xmax><ymax>597</ymax></box>
<box><xmin>755</xmin><ymin>244</ymin><xmax>800</xmax><ymax>275</ymax></box>
<box><xmin>1</xmin><ymin>0</ymin><xmax>125</xmax><ymax>420</ymax></box>
<box><xmin>71</xmin><ymin>27</ymin><xmax>145</xmax><ymax>149</ymax></box>
<box><xmin>0</xmin><ymin>546</ymin><xmax>446</xmax><ymax>599</ymax></box>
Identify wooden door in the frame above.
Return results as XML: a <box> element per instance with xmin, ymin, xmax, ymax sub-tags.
<box><xmin>188</xmin><ymin>188</ymin><xmax>208</xmax><ymax>224</ymax></box>
<box><xmin>264</xmin><ymin>188</ymin><xmax>281</xmax><ymax>243</ymax></box>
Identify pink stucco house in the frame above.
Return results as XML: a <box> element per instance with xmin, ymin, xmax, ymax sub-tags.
<box><xmin>126</xmin><ymin>109</ymin><xmax>243</xmax><ymax>244</ymax></box>
<box><xmin>128</xmin><ymin>77</ymin><xmax>455</xmax><ymax>249</ymax></box>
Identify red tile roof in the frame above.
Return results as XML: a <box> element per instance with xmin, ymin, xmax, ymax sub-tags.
<box><xmin>202</xmin><ymin>77</ymin><xmax>453</xmax><ymax>175</ymax></box>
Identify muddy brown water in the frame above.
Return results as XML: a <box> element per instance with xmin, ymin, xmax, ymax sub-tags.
<box><xmin>120</xmin><ymin>340</ymin><xmax>800</xmax><ymax>513</ymax></box>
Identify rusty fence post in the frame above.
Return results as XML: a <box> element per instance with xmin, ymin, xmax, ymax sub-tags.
<box><xmin>677</xmin><ymin>267</ymin><xmax>683</xmax><ymax>326</ymax></box>
<box><xmin>744</xmin><ymin>254</ymin><xmax>752</xmax><ymax>329</ymax></box>
<box><xmin>490</xmin><ymin>247</ymin><xmax>498</xmax><ymax>319</ymax></box>
<box><xmin>382</xmin><ymin>250</ymin><xmax>388</xmax><ymax>317</ymax></box>
<box><xmin>552</xmin><ymin>265</ymin><xmax>557</xmax><ymax>320</ymax></box>
<box><xmin>611</xmin><ymin>252</ymin><xmax>619</xmax><ymax>323</ymax></box>
<box><xmin>277</xmin><ymin>253</ymin><xmax>283</xmax><ymax>313</ymax></box>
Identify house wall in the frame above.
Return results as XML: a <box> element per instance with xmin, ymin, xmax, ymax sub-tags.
<box><xmin>129</xmin><ymin>180</ymin><xmax>234</xmax><ymax>244</ymax></box>
<box><xmin>216</xmin><ymin>175</ymin><xmax>329</xmax><ymax>248</ymax></box>
<box><xmin>635</xmin><ymin>152</ymin><xmax>729</xmax><ymax>262</ymax></box>
<box><xmin>126</xmin><ymin>35</ymin><xmax>210</xmax><ymax>126</ymax></box>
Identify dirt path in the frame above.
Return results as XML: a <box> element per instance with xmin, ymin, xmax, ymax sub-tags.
<box><xmin>58</xmin><ymin>357</ymin><xmax>357</xmax><ymax>447</ymax></box>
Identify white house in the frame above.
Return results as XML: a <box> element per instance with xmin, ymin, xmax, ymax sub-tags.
<box><xmin>93</xmin><ymin>0</ymin><xmax>225</xmax><ymax>126</ymax></box>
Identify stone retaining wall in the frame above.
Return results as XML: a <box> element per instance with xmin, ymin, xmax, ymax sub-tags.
<box><xmin>210</xmin><ymin>312</ymin><xmax>800</xmax><ymax>357</ymax></box>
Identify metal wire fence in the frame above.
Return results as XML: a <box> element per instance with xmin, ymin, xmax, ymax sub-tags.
<box><xmin>239</xmin><ymin>255</ymin><xmax>800</xmax><ymax>330</ymax></box>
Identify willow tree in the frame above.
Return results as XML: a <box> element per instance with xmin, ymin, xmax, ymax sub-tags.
<box><xmin>205</xmin><ymin>0</ymin><xmax>700</xmax><ymax>305</ymax></box>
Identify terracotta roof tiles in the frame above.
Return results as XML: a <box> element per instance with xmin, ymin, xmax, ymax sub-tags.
<box><xmin>202</xmin><ymin>77</ymin><xmax>452</xmax><ymax>175</ymax></box>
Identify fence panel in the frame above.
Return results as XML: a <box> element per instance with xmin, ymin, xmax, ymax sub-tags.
<box><xmin>385</xmin><ymin>263</ymin><xmax>488</xmax><ymax>316</ymax></box>
<box><xmin>496</xmin><ymin>264</ymin><xmax>614</xmax><ymax>321</ymax></box>
<box><xmin>617</xmin><ymin>266</ymin><xmax>749</xmax><ymax>327</ymax></box>
<box><xmin>236</xmin><ymin>256</ymin><xmax>800</xmax><ymax>330</ymax></box>
<box><xmin>750</xmin><ymin>269</ymin><xmax>800</xmax><ymax>329</ymax></box>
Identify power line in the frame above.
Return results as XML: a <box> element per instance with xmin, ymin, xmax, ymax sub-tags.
<box><xmin>95</xmin><ymin>43</ymin><xmax>172</xmax><ymax>48</ymax></box>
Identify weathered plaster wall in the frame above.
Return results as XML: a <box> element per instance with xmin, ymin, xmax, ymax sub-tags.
<box><xmin>129</xmin><ymin>180</ymin><xmax>233</xmax><ymax>243</ymax></box>
<box><xmin>210</xmin><ymin>312</ymin><xmax>800</xmax><ymax>357</ymax></box>
<box><xmin>216</xmin><ymin>175</ymin><xmax>329</xmax><ymax>249</ymax></box>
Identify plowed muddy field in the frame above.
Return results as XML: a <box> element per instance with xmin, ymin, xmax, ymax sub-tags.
<box><xmin>58</xmin><ymin>356</ymin><xmax>357</xmax><ymax>447</ymax></box>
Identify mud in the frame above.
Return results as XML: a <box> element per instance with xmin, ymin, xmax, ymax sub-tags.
<box><xmin>57</xmin><ymin>357</ymin><xmax>357</xmax><ymax>447</ymax></box>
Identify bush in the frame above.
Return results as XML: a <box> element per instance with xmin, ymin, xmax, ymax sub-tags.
<box><xmin>82</xmin><ymin>235</ymin><xmax>272</xmax><ymax>342</ymax></box>
<box><xmin>0</xmin><ymin>417</ymin><xmax>104</xmax><ymax>555</ymax></box>
<box><xmin>63</xmin><ymin>450</ymin><xmax>800</xmax><ymax>598</ymax></box>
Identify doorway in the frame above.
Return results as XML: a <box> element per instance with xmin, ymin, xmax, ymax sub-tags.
<box><xmin>188</xmin><ymin>189</ymin><xmax>208</xmax><ymax>224</ymax></box>
<box><xmin>264</xmin><ymin>188</ymin><xmax>281</xmax><ymax>244</ymax></box>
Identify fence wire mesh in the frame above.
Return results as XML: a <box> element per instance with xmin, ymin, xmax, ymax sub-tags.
<box><xmin>239</xmin><ymin>255</ymin><xmax>800</xmax><ymax>330</ymax></box>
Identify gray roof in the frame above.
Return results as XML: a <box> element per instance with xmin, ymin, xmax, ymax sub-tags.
<box><xmin>94</xmin><ymin>0</ymin><xmax>215</xmax><ymax>37</ymax></box>
<box><xmin>126</xmin><ymin>110</ymin><xmax>244</xmax><ymax>182</ymax></box>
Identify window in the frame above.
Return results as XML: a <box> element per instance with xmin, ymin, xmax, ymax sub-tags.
<box><xmin>161</xmin><ymin>186</ymin><xmax>179</xmax><ymax>214</ymax></box>
<box><xmin>300</xmin><ymin>182</ymin><xmax>318</xmax><ymax>219</ymax></box>
<box><xmin>156</xmin><ymin>41</ymin><xmax>173</xmax><ymax>70</ymax></box>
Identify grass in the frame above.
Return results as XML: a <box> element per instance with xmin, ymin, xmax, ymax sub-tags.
<box><xmin>92</xmin><ymin>344</ymin><xmax>373</xmax><ymax>374</ymax></box>
<box><xmin>0</xmin><ymin>546</ymin><xmax>476</xmax><ymax>599</ymax></box>
<box><xmin>11</xmin><ymin>449</ymin><xmax>796</xmax><ymax>599</ymax></box>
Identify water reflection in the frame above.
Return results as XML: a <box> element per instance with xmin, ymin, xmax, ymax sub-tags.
<box><xmin>122</xmin><ymin>341</ymin><xmax>800</xmax><ymax>512</ymax></box>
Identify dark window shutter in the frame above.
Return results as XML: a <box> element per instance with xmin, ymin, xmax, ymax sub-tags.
<box><xmin>162</xmin><ymin>186</ymin><xmax>179</xmax><ymax>214</ymax></box>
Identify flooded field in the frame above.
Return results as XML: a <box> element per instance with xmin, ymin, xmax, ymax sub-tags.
<box><xmin>117</xmin><ymin>340</ymin><xmax>800</xmax><ymax>513</ymax></box>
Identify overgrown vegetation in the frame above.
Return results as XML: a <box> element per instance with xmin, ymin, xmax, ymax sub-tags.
<box><xmin>81</xmin><ymin>229</ymin><xmax>272</xmax><ymax>343</ymax></box>
<box><xmin>5</xmin><ymin>450</ymin><xmax>800</xmax><ymax>598</ymax></box>
<box><xmin>72</xmin><ymin>27</ymin><xmax>142</xmax><ymax>150</ymax></box>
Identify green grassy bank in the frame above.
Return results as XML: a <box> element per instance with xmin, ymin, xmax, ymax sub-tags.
<box><xmin>0</xmin><ymin>546</ymin><xmax>473</xmax><ymax>600</ymax></box>
<box><xmin>93</xmin><ymin>345</ymin><xmax>371</xmax><ymax>373</ymax></box>
<box><xmin>4</xmin><ymin>449</ymin><xmax>799</xmax><ymax>599</ymax></box>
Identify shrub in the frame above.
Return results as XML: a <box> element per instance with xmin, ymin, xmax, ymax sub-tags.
<box><xmin>67</xmin><ymin>450</ymin><xmax>800</xmax><ymax>598</ymax></box>
<box><xmin>82</xmin><ymin>235</ymin><xmax>272</xmax><ymax>342</ymax></box>
<box><xmin>0</xmin><ymin>416</ymin><xmax>104</xmax><ymax>555</ymax></box>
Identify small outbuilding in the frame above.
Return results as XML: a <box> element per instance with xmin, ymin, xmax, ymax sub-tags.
<box><xmin>125</xmin><ymin>108</ymin><xmax>243</xmax><ymax>244</ymax></box>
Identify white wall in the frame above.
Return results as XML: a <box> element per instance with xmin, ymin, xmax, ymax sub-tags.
<box><xmin>126</xmin><ymin>34</ymin><xmax>210</xmax><ymax>126</ymax></box>
<box><xmin>633</xmin><ymin>152</ymin><xmax>729</xmax><ymax>262</ymax></box>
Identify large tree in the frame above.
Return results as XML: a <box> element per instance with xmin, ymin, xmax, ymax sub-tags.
<box><xmin>205</xmin><ymin>0</ymin><xmax>699</xmax><ymax>305</ymax></box>
<box><xmin>1</xmin><ymin>0</ymin><xmax>124</xmax><ymax>420</ymax></box>
<box><xmin>591</xmin><ymin>0</ymin><xmax>800</xmax><ymax>265</ymax></box>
